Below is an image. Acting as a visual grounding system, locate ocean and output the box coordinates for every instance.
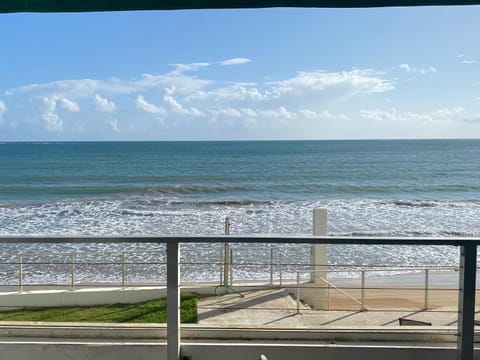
[0,139,478,284]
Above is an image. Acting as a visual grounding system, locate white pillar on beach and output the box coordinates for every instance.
[300,208,329,310]
[311,208,328,283]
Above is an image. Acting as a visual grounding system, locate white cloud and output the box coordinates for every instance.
[270,70,394,96]
[39,95,79,132]
[360,107,466,123]
[106,117,120,132]
[187,83,264,103]
[0,101,6,125]
[399,64,411,72]
[3,64,405,138]
[462,59,477,64]
[41,96,63,132]
[219,58,252,66]
[210,108,243,118]
[8,73,211,99]
[163,94,189,115]
[136,95,166,114]
[169,62,210,75]
[57,96,80,112]
[299,109,348,120]
[241,108,258,117]
[398,64,437,75]
[93,94,116,112]
[190,107,205,117]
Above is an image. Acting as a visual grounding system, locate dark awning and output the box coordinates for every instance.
[1,0,480,13]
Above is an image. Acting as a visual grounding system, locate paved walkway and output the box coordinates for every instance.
[197,288,462,328]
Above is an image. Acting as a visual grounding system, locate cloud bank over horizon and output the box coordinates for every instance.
[1,57,479,141]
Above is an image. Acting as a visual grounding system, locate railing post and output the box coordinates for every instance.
[18,254,23,293]
[223,217,230,287]
[279,254,283,286]
[361,270,366,311]
[219,248,224,285]
[424,269,429,310]
[296,271,301,314]
[270,246,274,285]
[167,241,180,360]
[229,248,233,285]
[70,253,75,291]
[122,252,126,289]
[457,244,477,360]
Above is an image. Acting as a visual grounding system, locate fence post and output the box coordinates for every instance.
[219,248,224,285]
[223,217,230,287]
[70,253,75,291]
[296,272,301,314]
[270,246,274,285]
[457,244,477,360]
[279,255,283,286]
[18,254,23,293]
[361,270,366,311]
[167,242,180,360]
[122,252,126,289]
[424,269,429,310]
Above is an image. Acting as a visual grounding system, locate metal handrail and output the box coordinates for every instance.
[0,235,476,360]
[295,269,364,313]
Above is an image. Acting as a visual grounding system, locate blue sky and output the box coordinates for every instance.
[1,6,480,140]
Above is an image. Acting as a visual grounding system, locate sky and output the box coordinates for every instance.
[1,6,480,141]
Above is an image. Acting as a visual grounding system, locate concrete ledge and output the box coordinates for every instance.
[0,322,463,343]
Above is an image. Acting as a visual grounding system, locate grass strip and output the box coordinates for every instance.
[0,293,197,323]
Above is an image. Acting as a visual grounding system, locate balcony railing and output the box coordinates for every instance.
[0,235,477,360]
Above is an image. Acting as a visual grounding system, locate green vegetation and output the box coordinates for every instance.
[0,293,197,323]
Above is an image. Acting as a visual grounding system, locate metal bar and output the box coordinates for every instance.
[296,271,301,314]
[18,254,23,292]
[279,255,283,286]
[1,235,480,246]
[361,270,366,311]
[122,252,126,289]
[424,269,429,310]
[167,242,180,360]
[219,248,224,285]
[70,253,75,291]
[314,274,364,307]
[457,244,477,360]
[223,217,230,287]
[270,246,274,285]
[223,243,229,287]
[229,248,233,285]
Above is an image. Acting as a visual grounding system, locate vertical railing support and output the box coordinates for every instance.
[167,242,180,360]
[229,248,233,285]
[424,269,429,310]
[361,270,366,311]
[279,255,283,286]
[219,248,224,285]
[223,217,230,287]
[18,254,23,293]
[122,252,126,289]
[270,246,274,285]
[296,271,301,314]
[457,244,477,360]
[70,253,75,291]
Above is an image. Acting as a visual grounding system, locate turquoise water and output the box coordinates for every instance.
[0,139,478,283]
[1,140,480,202]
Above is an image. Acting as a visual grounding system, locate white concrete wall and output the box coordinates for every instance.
[0,286,224,309]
